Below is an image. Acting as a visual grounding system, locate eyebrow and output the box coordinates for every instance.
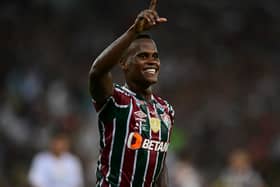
[135,51,158,56]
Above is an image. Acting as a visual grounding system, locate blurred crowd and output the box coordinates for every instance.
[1,0,280,186]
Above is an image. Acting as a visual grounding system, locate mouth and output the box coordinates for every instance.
[143,67,158,75]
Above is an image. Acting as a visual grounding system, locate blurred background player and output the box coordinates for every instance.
[28,129,84,187]
[169,151,203,187]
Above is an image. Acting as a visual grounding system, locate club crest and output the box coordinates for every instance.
[156,103,165,112]
[161,113,171,128]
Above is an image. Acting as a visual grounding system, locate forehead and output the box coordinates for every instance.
[128,38,158,54]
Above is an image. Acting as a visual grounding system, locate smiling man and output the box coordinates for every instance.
[89,7,174,187]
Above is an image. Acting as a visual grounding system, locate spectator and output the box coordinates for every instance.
[212,148,266,187]
[28,129,84,187]
[170,153,203,187]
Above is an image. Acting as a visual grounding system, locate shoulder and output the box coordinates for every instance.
[113,84,132,97]
[30,151,53,168]
[92,84,131,112]
[64,153,80,161]
[62,153,83,170]
[64,153,82,164]
[153,95,175,115]
[32,151,52,161]
[111,83,133,105]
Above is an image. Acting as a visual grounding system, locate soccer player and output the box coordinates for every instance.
[89,6,174,187]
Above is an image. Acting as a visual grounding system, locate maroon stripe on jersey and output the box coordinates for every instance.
[144,103,161,186]
[113,87,131,106]
[100,121,114,181]
[144,147,158,186]
[100,179,109,187]
[119,99,138,186]
[119,148,136,186]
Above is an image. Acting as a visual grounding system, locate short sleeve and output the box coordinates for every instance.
[91,84,131,113]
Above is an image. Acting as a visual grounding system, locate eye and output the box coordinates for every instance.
[152,53,159,59]
[137,53,149,60]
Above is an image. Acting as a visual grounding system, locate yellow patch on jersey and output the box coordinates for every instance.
[150,118,161,133]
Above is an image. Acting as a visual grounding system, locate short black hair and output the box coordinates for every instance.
[120,34,154,63]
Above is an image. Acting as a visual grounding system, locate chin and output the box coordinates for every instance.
[146,78,158,85]
[138,76,158,88]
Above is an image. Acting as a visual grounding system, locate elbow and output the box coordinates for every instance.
[89,56,108,80]
[89,59,100,80]
[88,68,97,98]
[89,67,97,80]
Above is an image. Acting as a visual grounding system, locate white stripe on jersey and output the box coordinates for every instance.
[105,118,116,187]
[130,116,142,186]
[151,102,160,185]
[118,100,133,185]
[142,104,152,187]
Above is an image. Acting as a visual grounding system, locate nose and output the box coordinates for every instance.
[147,56,160,64]
[146,60,160,68]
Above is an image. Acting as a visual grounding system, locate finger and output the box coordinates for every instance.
[138,19,145,31]
[156,17,167,23]
[143,15,152,23]
[149,0,157,11]
[147,9,159,20]
[143,11,157,23]
[146,14,156,24]
[138,15,154,29]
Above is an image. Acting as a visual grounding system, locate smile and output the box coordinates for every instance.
[143,68,157,74]
[143,67,158,75]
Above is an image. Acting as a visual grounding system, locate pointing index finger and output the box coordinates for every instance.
[149,0,157,10]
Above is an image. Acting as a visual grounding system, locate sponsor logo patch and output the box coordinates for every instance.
[127,132,169,152]
[134,110,147,119]
[134,110,147,123]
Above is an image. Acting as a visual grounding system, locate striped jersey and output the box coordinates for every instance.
[92,84,175,187]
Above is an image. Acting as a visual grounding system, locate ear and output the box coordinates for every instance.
[119,58,128,71]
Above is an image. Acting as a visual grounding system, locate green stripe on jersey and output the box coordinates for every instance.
[132,149,148,186]
[107,105,131,186]
[98,120,105,149]
[153,107,169,183]
[99,99,117,122]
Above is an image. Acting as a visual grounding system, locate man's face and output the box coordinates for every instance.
[50,135,69,156]
[123,38,160,88]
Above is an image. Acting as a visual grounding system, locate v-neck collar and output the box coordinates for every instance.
[122,84,155,103]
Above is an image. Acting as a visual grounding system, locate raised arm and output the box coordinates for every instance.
[89,7,167,103]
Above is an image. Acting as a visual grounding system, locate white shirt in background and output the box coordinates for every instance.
[28,151,84,187]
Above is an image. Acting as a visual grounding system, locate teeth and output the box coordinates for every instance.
[144,69,156,73]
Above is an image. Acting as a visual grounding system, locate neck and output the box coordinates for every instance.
[125,82,153,101]
[52,151,63,158]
